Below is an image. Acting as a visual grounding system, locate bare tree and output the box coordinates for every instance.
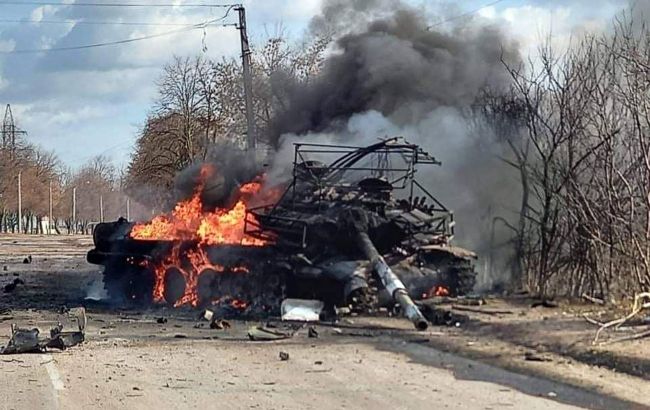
[485,15,650,299]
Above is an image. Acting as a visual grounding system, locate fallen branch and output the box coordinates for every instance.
[582,314,603,326]
[599,328,650,346]
[593,292,650,344]
[451,305,514,315]
[582,293,605,305]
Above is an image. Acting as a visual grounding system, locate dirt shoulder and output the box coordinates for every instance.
[409,297,650,406]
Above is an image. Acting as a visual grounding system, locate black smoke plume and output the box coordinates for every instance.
[269,1,520,146]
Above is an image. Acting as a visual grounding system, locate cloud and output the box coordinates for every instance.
[0,0,635,170]
[0,2,244,167]
[0,39,15,53]
[247,0,323,25]
[474,0,627,62]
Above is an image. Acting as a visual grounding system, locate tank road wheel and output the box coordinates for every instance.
[163,267,186,306]
[417,251,478,296]
[103,263,154,305]
[197,268,219,306]
[445,265,477,296]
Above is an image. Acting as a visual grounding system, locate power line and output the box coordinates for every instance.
[0,18,228,27]
[0,6,236,54]
[0,1,238,7]
[427,0,507,29]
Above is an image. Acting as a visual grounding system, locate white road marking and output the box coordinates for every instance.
[42,354,64,391]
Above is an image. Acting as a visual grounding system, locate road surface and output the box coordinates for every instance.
[0,235,643,410]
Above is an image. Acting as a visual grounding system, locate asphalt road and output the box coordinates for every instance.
[0,333,630,410]
[0,235,643,410]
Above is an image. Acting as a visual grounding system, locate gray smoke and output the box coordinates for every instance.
[269,0,523,290]
[173,142,261,209]
[269,2,519,145]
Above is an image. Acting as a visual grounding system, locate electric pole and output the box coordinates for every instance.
[49,181,53,234]
[126,197,130,221]
[99,194,104,223]
[236,5,256,154]
[17,171,21,233]
[72,187,77,234]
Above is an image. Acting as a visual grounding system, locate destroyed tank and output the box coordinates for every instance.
[87,137,477,328]
[245,138,478,306]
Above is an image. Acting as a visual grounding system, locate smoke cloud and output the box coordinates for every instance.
[269,1,519,144]
[269,0,523,290]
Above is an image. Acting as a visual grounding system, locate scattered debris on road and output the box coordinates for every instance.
[419,304,465,326]
[248,325,294,341]
[199,309,231,330]
[524,352,553,362]
[0,307,86,354]
[210,319,231,330]
[531,300,558,309]
[281,299,324,322]
[279,351,290,361]
[3,277,24,293]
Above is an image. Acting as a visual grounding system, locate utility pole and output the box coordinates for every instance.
[17,171,21,233]
[99,194,104,223]
[48,181,53,235]
[72,187,77,234]
[126,197,130,221]
[236,5,256,154]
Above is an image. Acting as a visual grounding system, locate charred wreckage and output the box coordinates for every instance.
[87,138,477,330]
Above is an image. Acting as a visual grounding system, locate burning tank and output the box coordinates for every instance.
[87,137,477,329]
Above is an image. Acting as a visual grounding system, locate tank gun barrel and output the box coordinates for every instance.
[356,231,428,331]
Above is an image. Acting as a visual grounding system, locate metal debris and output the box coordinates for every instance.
[3,278,24,293]
[532,300,558,308]
[281,299,324,322]
[200,309,230,330]
[0,307,86,354]
[524,352,553,362]
[210,319,231,330]
[247,326,294,341]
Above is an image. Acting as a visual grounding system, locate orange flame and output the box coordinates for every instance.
[422,285,450,299]
[131,168,281,307]
[230,299,248,310]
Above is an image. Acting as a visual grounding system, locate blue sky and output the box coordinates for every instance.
[0,0,632,169]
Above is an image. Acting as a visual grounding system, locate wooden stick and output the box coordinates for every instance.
[582,293,605,305]
[593,293,650,344]
[451,305,514,315]
[599,328,650,345]
[583,314,603,326]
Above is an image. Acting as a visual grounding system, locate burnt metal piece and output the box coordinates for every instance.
[1,307,86,354]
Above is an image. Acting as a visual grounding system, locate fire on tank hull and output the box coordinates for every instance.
[87,137,478,323]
